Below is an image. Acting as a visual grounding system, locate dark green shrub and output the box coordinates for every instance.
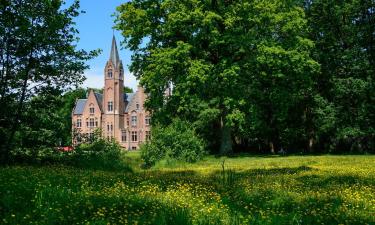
[72,137,127,170]
[140,119,206,167]
[9,134,129,171]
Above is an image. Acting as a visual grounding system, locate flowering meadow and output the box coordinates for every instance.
[0,153,374,224]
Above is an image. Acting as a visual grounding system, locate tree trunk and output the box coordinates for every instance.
[219,116,233,155]
[269,141,275,154]
[308,137,314,153]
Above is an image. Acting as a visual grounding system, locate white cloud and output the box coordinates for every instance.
[124,72,139,91]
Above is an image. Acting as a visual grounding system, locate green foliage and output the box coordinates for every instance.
[306,0,375,152]
[115,0,319,154]
[124,86,134,93]
[72,137,127,171]
[0,0,98,163]
[10,132,128,171]
[0,154,374,224]
[140,119,206,166]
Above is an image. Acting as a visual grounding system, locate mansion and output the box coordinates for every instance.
[72,36,151,150]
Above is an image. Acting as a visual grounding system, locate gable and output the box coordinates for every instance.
[83,90,103,115]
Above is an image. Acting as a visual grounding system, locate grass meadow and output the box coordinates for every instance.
[0,153,374,224]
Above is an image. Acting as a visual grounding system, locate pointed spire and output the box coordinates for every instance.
[109,35,120,68]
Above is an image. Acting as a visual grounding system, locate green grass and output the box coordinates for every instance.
[0,154,374,224]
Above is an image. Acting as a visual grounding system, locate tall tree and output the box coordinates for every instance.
[0,0,97,163]
[306,0,375,152]
[115,0,318,154]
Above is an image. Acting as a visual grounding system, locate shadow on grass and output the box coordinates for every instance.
[1,162,374,225]
[297,174,375,188]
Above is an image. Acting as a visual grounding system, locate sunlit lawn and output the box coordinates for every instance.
[0,153,374,224]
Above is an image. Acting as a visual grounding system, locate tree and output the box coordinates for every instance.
[306,0,375,152]
[124,86,134,93]
[0,0,98,163]
[115,0,318,154]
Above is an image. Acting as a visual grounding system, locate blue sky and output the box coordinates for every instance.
[65,0,137,90]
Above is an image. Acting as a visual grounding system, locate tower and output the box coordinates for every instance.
[103,36,124,139]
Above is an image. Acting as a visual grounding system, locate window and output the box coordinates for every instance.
[89,118,95,127]
[108,101,113,112]
[86,120,89,127]
[145,131,151,141]
[145,117,151,126]
[95,121,98,127]
[108,69,113,78]
[76,133,82,143]
[136,103,140,110]
[131,116,137,126]
[88,133,94,142]
[131,131,137,142]
[121,132,127,142]
[90,107,94,114]
[132,146,137,150]
[107,123,113,132]
[76,119,82,128]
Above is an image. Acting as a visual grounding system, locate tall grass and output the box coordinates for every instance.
[0,154,374,224]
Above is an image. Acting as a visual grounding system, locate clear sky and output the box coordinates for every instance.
[65,0,137,91]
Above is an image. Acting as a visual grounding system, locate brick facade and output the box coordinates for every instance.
[72,36,151,150]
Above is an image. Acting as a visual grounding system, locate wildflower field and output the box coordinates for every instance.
[0,153,374,225]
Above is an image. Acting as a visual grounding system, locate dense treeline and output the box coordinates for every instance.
[116,0,374,154]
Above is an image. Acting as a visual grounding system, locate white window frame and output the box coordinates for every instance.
[108,101,113,112]
[131,116,137,126]
[145,117,151,126]
[121,132,126,142]
[131,131,137,142]
[77,119,82,128]
[89,118,95,127]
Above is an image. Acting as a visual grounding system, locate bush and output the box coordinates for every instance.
[9,135,129,171]
[71,137,129,170]
[140,119,206,167]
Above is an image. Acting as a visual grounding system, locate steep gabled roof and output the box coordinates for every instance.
[124,93,135,113]
[73,99,87,115]
[94,92,103,112]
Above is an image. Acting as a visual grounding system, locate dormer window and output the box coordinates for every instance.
[131,116,137,126]
[108,69,113,78]
[90,107,94,114]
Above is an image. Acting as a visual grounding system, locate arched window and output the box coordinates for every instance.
[108,69,113,78]
[89,106,94,114]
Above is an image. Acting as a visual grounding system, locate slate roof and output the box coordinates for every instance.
[73,92,136,115]
[124,93,135,113]
[110,36,120,68]
[94,92,103,112]
[73,99,87,115]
